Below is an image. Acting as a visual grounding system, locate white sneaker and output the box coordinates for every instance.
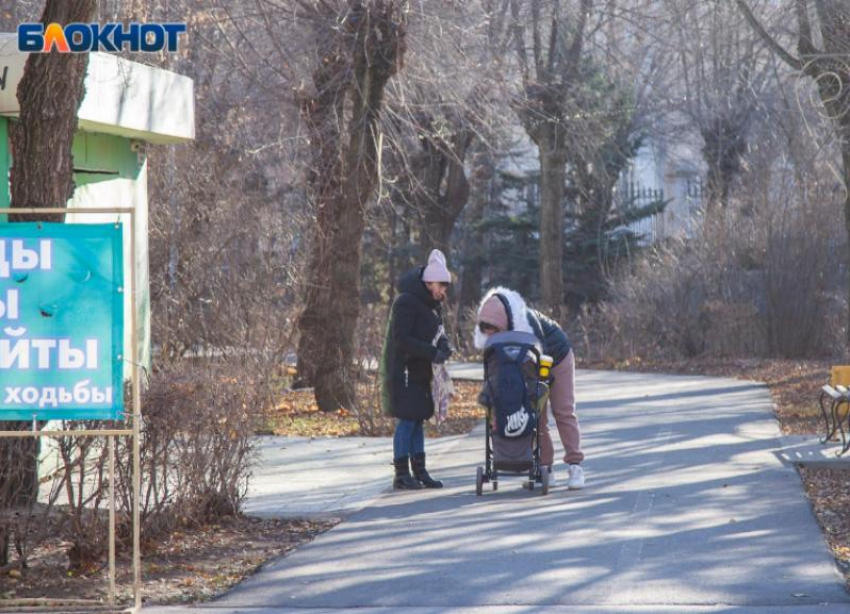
[567,464,585,490]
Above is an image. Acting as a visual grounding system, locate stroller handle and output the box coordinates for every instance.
[482,331,554,383]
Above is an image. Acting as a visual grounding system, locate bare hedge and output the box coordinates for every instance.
[0,361,263,572]
[578,194,847,363]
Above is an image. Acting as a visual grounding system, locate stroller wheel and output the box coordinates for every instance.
[492,480,498,491]
[541,468,550,495]
[526,479,535,491]
[476,466,484,496]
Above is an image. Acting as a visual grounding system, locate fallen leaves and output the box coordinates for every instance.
[801,467,850,583]
[260,374,485,438]
[3,516,338,606]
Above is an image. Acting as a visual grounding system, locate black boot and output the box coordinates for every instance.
[411,453,443,488]
[393,456,422,490]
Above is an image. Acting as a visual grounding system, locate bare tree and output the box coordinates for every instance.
[383,0,497,261]
[736,0,850,342]
[178,0,490,409]
[456,144,496,338]
[1,0,97,569]
[10,0,96,218]
[294,0,408,411]
[488,1,668,316]
[408,110,475,259]
[366,0,505,346]
[664,0,775,213]
[509,0,593,321]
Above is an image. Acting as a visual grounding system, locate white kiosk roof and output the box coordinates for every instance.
[0,33,194,144]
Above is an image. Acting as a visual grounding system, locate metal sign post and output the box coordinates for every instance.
[0,207,142,613]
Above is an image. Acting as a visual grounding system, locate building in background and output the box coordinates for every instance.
[492,127,706,244]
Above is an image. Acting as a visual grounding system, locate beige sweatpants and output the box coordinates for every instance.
[539,349,584,466]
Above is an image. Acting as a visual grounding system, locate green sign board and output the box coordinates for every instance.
[0,223,124,420]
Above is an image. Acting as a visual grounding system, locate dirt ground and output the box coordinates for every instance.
[3,363,849,603]
[0,380,484,607]
[0,516,337,607]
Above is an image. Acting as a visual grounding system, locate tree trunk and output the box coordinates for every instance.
[296,1,407,412]
[510,0,590,324]
[414,127,473,261]
[701,117,747,215]
[537,132,567,322]
[842,136,850,347]
[457,149,494,346]
[10,0,95,219]
[1,0,97,567]
[293,40,345,391]
[312,68,382,411]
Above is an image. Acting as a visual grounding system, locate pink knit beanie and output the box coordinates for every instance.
[478,295,509,332]
[421,249,452,283]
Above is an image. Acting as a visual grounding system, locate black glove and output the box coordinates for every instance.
[437,337,452,354]
[433,347,451,364]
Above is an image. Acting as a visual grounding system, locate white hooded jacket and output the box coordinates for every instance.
[473,286,535,350]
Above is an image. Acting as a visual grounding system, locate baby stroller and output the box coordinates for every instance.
[475,331,553,496]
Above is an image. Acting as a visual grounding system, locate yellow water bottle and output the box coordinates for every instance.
[539,354,553,379]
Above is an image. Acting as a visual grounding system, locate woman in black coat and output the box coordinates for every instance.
[380,249,452,490]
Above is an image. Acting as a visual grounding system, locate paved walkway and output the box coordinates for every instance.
[242,363,491,519]
[778,435,850,469]
[148,369,850,614]
[245,433,467,519]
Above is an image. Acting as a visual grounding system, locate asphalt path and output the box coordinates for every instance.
[147,369,850,614]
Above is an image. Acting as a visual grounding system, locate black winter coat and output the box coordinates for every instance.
[380,267,443,421]
[527,309,572,366]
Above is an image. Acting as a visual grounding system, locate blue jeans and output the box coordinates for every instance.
[393,419,425,459]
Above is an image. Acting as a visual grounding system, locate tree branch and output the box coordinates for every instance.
[546,0,560,76]
[565,0,591,75]
[510,0,530,81]
[735,0,803,71]
[796,0,820,57]
[531,0,544,80]
[486,0,512,54]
